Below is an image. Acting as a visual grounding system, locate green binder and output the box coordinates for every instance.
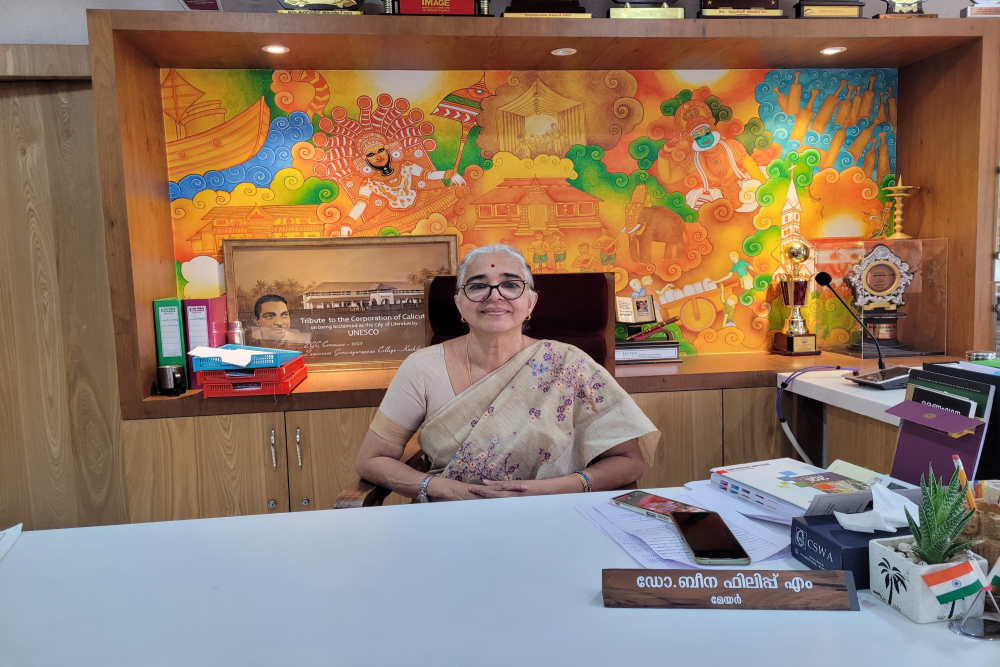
[153,298,187,369]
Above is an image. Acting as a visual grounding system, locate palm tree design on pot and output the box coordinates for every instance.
[878,557,907,606]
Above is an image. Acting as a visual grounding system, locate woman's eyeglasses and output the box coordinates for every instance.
[462,280,527,302]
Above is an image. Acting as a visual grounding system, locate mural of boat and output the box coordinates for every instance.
[165,96,270,182]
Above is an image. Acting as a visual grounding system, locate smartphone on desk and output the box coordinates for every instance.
[610,491,705,524]
[670,511,751,566]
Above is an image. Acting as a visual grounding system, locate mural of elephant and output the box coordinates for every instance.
[622,183,686,264]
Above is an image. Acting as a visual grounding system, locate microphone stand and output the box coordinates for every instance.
[819,278,886,371]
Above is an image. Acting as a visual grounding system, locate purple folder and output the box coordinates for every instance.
[886,400,986,485]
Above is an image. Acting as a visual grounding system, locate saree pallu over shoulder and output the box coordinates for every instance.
[418,340,659,483]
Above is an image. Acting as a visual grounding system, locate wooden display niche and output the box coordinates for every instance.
[87,11,999,420]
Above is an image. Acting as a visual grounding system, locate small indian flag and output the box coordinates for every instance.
[921,560,984,605]
[988,560,1000,590]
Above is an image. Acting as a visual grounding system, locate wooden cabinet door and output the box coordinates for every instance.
[121,413,289,522]
[285,407,378,511]
[634,390,723,489]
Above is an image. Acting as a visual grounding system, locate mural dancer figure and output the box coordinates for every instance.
[305,95,466,237]
[656,90,762,213]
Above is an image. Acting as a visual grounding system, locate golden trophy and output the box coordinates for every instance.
[771,241,820,356]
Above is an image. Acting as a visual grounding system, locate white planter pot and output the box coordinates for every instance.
[869,536,988,624]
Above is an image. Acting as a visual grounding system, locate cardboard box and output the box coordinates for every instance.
[791,515,910,589]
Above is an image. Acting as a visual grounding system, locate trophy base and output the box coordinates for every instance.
[770,332,820,356]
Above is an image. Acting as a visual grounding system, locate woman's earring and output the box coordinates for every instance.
[525,314,532,321]
[460,316,466,323]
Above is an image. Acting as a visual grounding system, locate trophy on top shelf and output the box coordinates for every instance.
[699,0,785,17]
[874,0,938,18]
[610,0,684,18]
[384,0,483,14]
[794,0,865,17]
[962,0,1000,17]
[277,0,365,14]
[503,0,591,17]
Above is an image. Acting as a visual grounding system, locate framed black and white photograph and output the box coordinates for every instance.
[223,236,458,369]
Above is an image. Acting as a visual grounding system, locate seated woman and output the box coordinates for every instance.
[355,244,660,502]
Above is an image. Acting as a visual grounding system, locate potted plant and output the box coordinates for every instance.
[868,463,988,623]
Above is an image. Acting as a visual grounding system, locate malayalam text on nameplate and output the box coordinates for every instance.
[602,569,859,611]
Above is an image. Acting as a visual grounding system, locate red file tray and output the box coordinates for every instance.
[202,365,307,398]
[197,355,304,385]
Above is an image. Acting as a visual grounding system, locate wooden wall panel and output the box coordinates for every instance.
[722,387,791,466]
[635,390,723,490]
[898,39,1000,354]
[0,80,126,531]
[122,413,288,522]
[44,81,128,527]
[826,406,899,474]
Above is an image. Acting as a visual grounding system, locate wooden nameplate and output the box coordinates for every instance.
[602,569,859,611]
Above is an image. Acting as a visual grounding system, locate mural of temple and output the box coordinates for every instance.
[189,205,325,257]
[472,177,603,235]
[496,79,585,157]
[773,181,816,277]
[301,282,424,310]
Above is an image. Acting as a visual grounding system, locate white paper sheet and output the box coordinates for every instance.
[576,506,686,568]
[0,523,22,564]
[188,346,255,368]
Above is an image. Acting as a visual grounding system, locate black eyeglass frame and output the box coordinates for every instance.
[460,279,528,302]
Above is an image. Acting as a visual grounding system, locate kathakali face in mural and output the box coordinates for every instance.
[163,67,898,357]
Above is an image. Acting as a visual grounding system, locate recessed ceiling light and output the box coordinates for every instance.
[262,45,290,54]
[820,46,847,55]
[551,48,577,57]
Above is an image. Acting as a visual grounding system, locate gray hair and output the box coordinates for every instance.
[455,244,535,293]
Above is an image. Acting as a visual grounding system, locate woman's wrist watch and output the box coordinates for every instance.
[416,474,434,503]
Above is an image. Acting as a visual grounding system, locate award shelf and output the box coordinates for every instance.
[87,11,1000,420]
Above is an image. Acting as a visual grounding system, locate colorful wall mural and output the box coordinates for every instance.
[163,68,899,355]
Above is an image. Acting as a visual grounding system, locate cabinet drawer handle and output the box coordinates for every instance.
[270,427,277,471]
[295,427,303,470]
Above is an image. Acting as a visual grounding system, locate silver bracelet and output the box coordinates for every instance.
[416,474,434,503]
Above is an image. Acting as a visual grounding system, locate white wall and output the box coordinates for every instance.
[0,0,974,46]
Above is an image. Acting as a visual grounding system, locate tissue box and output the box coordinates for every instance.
[791,515,910,589]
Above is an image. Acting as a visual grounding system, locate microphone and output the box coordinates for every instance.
[815,271,886,371]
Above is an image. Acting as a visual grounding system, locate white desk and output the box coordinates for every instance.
[1,490,991,666]
[777,369,906,426]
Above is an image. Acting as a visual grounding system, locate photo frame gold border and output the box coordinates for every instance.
[221,235,458,371]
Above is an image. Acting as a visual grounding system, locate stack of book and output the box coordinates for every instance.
[710,458,918,522]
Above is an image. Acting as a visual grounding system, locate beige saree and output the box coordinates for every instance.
[419,340,660,483]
